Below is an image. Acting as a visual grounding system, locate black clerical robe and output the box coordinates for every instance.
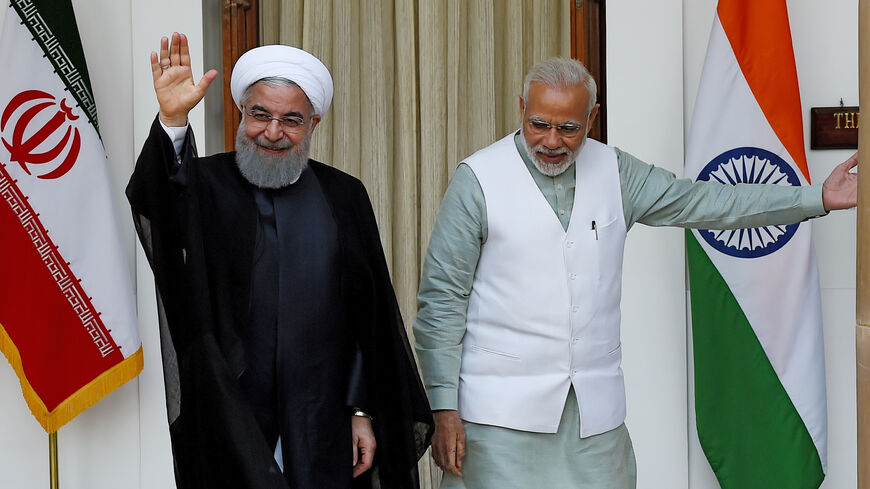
[127,117,433,489]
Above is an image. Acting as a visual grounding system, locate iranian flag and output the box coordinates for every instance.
[0,0,141,432]
[685,1,826,488]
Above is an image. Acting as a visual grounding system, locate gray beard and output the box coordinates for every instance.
[519,128,580,177]
[234,127,311,189]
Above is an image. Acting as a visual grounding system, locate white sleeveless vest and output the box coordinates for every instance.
[460,133,627,438]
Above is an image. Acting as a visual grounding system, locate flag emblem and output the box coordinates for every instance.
[2,90,82,180]
[697,146,801,258]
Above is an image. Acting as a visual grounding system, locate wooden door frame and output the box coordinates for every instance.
[571,0,606,143]
[221,0,259,152]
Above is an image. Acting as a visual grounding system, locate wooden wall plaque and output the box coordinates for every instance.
[810,106,859,149]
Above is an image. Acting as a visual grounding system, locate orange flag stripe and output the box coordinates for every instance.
[717,0,810,182]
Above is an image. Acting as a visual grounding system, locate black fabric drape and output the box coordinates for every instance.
[127,117,433,489]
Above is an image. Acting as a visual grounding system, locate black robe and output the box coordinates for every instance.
[126,117,433,489]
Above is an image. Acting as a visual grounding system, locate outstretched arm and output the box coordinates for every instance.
[822,153,859,211]
[151,32,218,127]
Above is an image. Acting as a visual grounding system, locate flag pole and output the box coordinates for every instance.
[857,0,870,486]
[49,432,58,489]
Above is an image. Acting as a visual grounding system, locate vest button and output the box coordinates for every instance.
[569,273,577,280]
[572,306,579,313]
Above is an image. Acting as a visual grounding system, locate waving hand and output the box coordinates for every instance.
[151,32,218,127]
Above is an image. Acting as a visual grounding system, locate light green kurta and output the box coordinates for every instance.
[415,133,826,489]
[441,388,636,489]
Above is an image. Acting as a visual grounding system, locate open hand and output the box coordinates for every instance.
[822,152,858,211]
[151,32,218,127]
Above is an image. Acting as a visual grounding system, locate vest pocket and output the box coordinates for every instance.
[590,215,622,290]
[593,215,620,240]
[469,344,521,362]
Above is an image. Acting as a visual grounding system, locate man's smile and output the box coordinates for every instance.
[257,145,289,156]
[537,151,568,164]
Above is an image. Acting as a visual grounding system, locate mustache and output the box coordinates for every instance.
[534,145,569,156]
[253,137,293,151]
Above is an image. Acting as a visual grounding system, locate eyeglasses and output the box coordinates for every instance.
[527,117,583,137]
[245,109,307,133]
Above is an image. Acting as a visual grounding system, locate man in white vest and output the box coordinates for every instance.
[412,58,858,488]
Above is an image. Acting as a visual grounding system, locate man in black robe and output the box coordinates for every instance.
[126,33,433,489]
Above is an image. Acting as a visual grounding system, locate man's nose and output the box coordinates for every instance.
[263,120,285,141]
[542,128,562,149]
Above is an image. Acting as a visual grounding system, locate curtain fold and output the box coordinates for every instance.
[260,2,569,486]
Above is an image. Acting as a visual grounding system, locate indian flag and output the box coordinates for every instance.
[0,0,141,432]
[685,1,826,488]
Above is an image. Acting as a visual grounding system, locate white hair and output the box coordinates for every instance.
[522,58,597,115]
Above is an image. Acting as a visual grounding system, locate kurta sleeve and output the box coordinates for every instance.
[413,163,487,411]
[158,119,191,158]
[617,148,827,231]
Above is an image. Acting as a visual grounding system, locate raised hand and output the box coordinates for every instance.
[151,32,218,127]
[822,152,859,211]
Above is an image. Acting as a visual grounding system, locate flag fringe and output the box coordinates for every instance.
[0,321,143,432]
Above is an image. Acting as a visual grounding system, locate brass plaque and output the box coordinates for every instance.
[810,106,859,149]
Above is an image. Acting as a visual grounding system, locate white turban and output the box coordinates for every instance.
[230,45,333,116]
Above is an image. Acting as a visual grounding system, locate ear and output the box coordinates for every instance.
[309,114,322,133]
[586,104,600,135]
[519,95,526,116]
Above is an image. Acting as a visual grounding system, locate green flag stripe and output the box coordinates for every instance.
[9,0,99,134]
[687,230,822,489]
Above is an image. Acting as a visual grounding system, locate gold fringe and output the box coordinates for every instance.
[0,322,144,432]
